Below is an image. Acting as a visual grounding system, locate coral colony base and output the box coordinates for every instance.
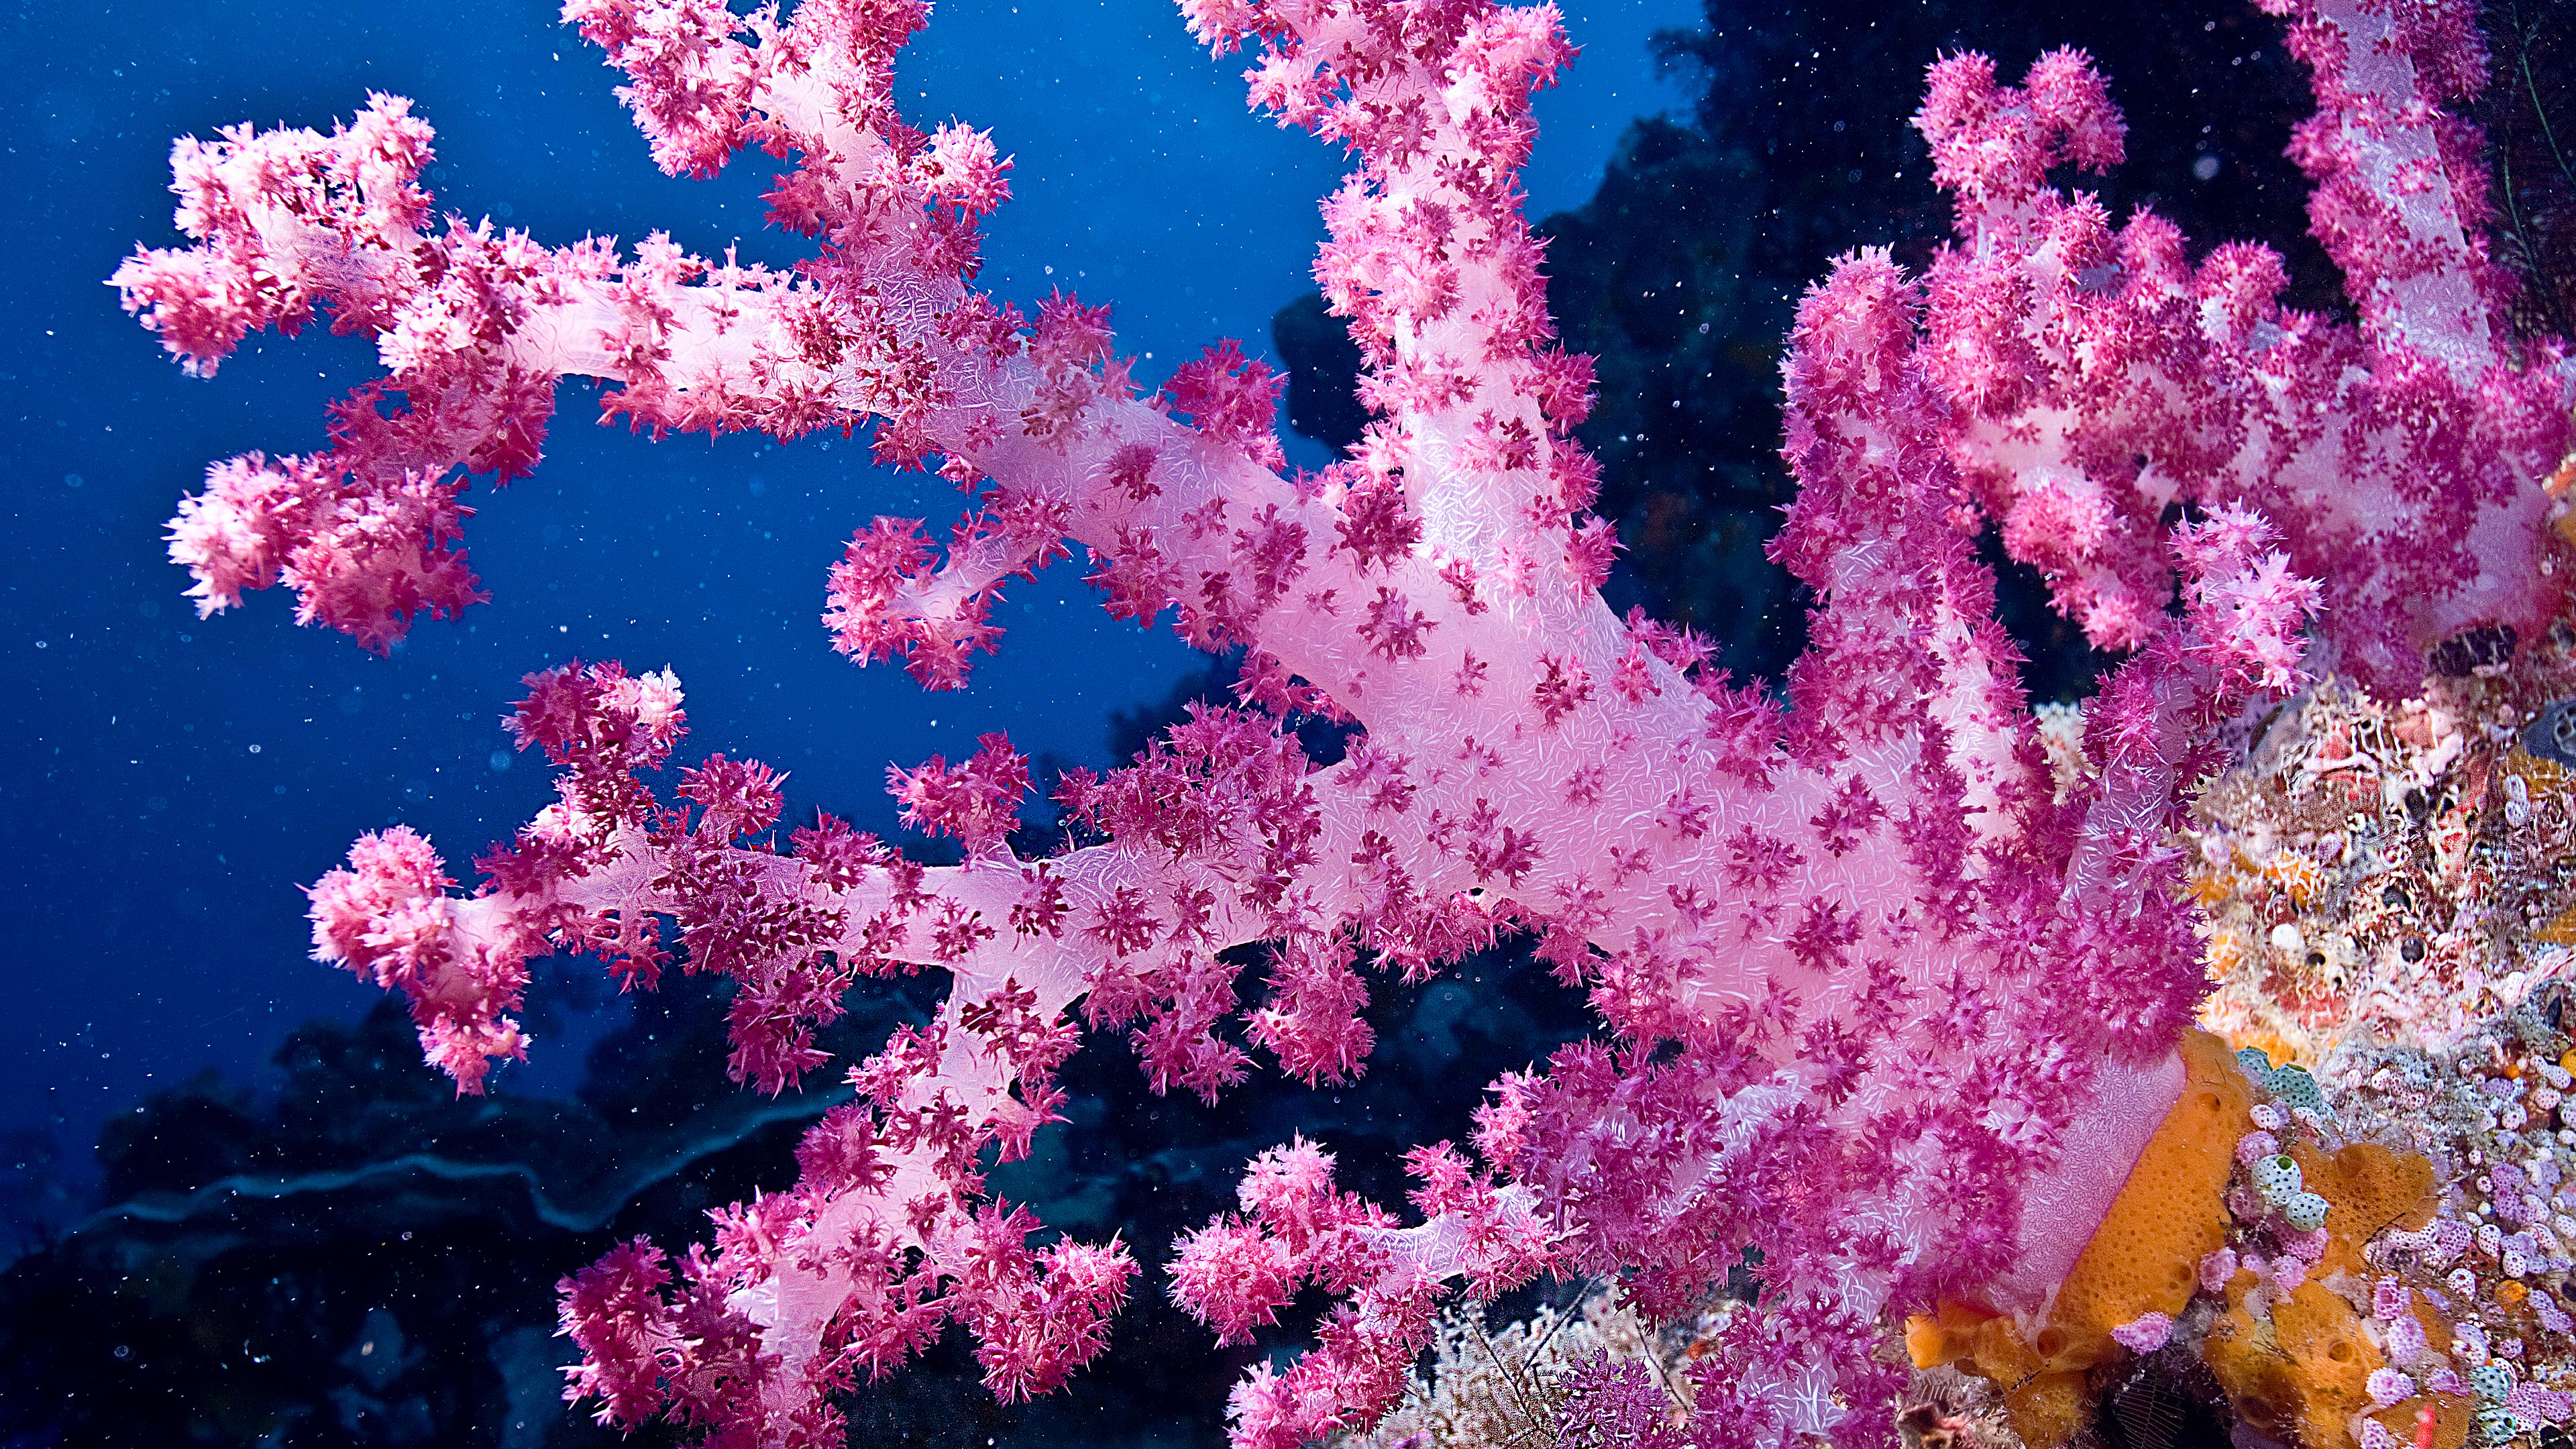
[107,0,2576,1446]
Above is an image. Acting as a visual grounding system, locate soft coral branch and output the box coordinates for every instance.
[1915,7,2573,692]
[1171,1136,1553,1449]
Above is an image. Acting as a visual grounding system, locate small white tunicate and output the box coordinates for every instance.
[2271,922,2306,954]
[2255,1155,2305,1203]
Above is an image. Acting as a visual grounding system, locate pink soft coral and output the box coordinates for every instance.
[119,0,2567,1445]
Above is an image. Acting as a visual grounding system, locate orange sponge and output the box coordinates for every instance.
[2200,1130,2440,1448]
[2365,1397,2473,1449]
[1907,1030,2253,1447]
[2205,1279,2379,1447]
[1909,1033,2447,1449]
[2290,1139,2437,1279]
[2047,1030,2257,1350]
[2203,1281,2459,1449]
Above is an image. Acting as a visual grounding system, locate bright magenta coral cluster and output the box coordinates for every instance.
[119,0,2571,1446]
[1913,0,2571,692]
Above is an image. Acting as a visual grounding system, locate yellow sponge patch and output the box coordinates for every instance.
[2206,1278,2379,1448]
[2200,1132,2438,1448]
[2289,1138,2437,1280]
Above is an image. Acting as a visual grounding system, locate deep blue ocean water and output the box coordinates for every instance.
[1,0,1696,1230]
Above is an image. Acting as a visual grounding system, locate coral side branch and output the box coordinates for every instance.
[1911,0,2575,692]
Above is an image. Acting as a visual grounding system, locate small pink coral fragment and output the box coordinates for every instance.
[2282,1226,2330,1263]
[2506,1385,2574,1428]
[2538,1293,2573,1334]
[2111,1311,2174,1353]
[2386,1313,2429,1366]
[2375,1275,2412,1322]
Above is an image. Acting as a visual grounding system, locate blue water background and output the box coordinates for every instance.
[0,0,1696,1225]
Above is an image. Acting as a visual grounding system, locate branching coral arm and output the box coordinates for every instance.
[1911,1,2573,693]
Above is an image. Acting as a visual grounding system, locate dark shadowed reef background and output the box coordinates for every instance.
[1,0,2570,1446]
